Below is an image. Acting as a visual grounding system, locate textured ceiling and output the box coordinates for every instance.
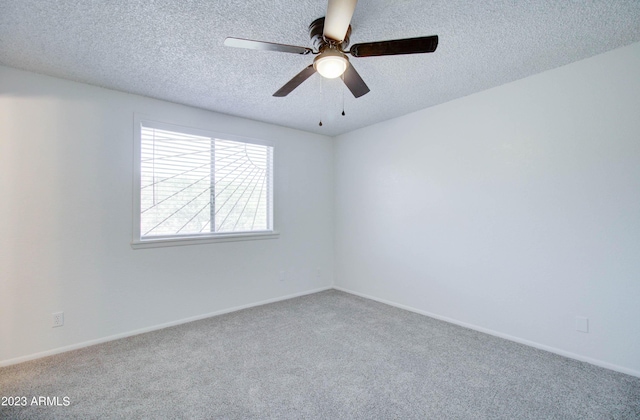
[1,1,640,136]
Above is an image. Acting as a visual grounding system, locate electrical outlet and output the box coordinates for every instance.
[575,316,589,333]
[53,312,64,328]
[316,267,321,279]
[279,270,286,282]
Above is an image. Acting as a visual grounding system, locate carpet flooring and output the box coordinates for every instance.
[1,290,639,419]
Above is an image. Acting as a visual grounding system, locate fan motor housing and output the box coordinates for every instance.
[309,17,351,51]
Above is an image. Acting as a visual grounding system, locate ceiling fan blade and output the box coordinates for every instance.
[342,62,369,98]
[273,65,317,97]
[350,35,438,57]
[224,37,312,55]
[323,0,358,42]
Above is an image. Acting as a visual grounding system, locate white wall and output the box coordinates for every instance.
[3,42,640,375]
[0,66,334,364]
[334,42,640,375]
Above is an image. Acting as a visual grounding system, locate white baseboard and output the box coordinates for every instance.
[5,284,638,379]
[0,286,332,368]
[333,286,640,379]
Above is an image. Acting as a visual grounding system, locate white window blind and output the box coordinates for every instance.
[138,124,273,243]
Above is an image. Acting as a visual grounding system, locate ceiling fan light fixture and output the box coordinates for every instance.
[314,49,348,79]
[224,0,438,98]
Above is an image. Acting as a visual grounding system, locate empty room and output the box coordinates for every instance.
[1,1,639,418]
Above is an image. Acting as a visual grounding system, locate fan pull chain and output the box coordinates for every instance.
[342,85,346,116]
[319,76,324,127]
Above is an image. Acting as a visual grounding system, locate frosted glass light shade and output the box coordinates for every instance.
[314,51,348,79]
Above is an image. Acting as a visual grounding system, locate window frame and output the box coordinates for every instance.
[131,115,279,249]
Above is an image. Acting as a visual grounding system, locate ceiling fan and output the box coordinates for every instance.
[224,0,438,98]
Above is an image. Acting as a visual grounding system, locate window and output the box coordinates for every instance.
[132,117,277,248]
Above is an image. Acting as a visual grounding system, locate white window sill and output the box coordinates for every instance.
[131,231,280,249]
